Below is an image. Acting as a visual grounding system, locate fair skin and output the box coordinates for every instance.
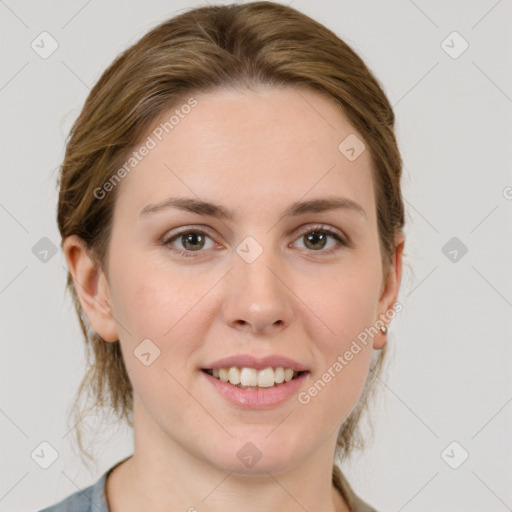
[64,86,404,512]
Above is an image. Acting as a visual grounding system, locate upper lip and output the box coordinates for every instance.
[202,354,309,372]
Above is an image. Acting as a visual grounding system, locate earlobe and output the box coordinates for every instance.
[62,235,119,342]
[373,235,405,350]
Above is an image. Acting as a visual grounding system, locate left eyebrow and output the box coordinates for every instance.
[139,196,366,220]
[280,197,366,220]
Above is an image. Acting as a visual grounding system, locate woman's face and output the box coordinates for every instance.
[76,86,403,473]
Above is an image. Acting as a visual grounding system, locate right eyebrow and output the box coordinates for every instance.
[139,196,236,220]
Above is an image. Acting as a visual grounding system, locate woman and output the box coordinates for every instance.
[41,2,405,511]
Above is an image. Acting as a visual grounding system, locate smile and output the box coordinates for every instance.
[202,366,305,389]
[201,368,309,409]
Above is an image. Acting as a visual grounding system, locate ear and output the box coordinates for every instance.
[373,234,405,349]
[62,235,119,342]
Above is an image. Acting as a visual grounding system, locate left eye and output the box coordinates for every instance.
[291,226,346,253]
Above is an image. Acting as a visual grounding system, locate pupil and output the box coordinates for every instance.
[183,232,204,250]
[305,231,326,250]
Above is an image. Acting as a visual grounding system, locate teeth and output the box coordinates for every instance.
[228,367,241,385]
[257,368,274,387]
[206,366,301,388]
[240,367,258,386]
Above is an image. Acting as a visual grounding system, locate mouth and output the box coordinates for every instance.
[201,367,308,390]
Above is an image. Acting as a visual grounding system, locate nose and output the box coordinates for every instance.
[222,247,293,336]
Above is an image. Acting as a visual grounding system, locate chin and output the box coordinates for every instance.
[201,437,303,476]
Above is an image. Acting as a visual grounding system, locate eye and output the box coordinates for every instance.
[292,224,347,254]
[161,228,217,257]
[161,224,348,258]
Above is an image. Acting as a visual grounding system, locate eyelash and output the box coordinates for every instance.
[161,224,348,259]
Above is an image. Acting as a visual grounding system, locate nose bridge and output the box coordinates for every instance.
[223,235,292,332]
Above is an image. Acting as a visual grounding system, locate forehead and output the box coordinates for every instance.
[112,86,375,224]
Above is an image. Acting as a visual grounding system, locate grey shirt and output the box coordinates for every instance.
[39,458,377,512]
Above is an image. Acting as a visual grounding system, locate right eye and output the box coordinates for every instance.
[162,228,217,257]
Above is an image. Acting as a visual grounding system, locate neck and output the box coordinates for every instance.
[106,398,349,512]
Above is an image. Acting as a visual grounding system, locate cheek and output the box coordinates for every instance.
[302,257,381,348]
[109,270,209,400]
[111,265,212,342]
[109,266,222,395]
[296,259,379,414]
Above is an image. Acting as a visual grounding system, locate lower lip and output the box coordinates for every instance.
[201,370,309,409]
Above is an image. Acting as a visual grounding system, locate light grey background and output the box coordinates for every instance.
[1,1,511,511]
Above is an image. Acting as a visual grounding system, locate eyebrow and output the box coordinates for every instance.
[139,196,366,220]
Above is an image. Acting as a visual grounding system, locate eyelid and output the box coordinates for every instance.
[294,223,346,241]
[163,224,216,239]
[163,223,346,242]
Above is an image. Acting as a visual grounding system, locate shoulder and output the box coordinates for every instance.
[332,464,379,512]
[38,456,132,512]
[37,470,109,512]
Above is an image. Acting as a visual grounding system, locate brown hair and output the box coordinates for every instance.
[57,1,404,467]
